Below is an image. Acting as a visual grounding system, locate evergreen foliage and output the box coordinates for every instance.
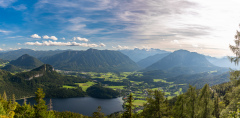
[123,93,134,118]
[1,64,22,72]
[92,106,105,118]
[141,90,169,118]
[86,84,120,99]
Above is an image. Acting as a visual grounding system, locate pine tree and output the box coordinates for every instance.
[141,90,168,118]
[3,91,7,101]
[92,106,104,118]
[185,85,197,118]
[213,94,220,118]
[23,96,27,105]
[173,94,186,118]
[14,103,35,118]
[34,88,55,118]
[48,98,53,111]
[123,93,134,118]
[197,84,213,118]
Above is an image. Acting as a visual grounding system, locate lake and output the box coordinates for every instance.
[17,97,124,116]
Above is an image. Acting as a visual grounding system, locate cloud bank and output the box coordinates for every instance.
[25,40,105,47]
[73,37,88,42]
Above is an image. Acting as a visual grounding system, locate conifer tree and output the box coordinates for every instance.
[123,93,134,118]
[92,106,104,118]
[213,94,220,118]
[197,84,213,118]
[142,90,168,118]
[3,91,7,101]
[173,94,186,118]
[185,85,197,118]
[48,98,53,111]
[14,103,35,118]
[34,88,55,118]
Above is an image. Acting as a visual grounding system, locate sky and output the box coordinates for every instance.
[0,0,240,57]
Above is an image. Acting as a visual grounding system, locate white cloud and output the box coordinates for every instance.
[73,37,89,42]
[99,43,106,47]
[31,34,41,39]
[62,37,65,40]
[25,40,102,47]
[112,45,129,49]
[50,36,58,40]
[0,48,3,51]
[42,35,58,40]
[43,35,50,39]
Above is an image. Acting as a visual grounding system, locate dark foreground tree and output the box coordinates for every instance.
[141,90,169,118]
[197,84,213,118]
[92,106,104,118]
[34,88,55,118]
[123,93,134,118]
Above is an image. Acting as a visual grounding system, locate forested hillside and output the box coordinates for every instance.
[40,49,140,72]
[0,64,89,98]
[9,54,44,69]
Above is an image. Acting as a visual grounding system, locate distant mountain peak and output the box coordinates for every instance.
[145,50,215,72]
[172,49,191,54]
[20,54,31,58]
[9,54,44,69]
[39,50,139,72]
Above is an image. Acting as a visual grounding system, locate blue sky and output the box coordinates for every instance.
[0,0,240,57]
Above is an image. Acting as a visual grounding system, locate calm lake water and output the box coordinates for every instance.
[17,97,124,116]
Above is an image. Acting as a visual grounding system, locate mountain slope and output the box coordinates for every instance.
[0,59,7,64]
[9,54,44,69]
[120,48,170,62]
[40,49,140,72]
[167,71,230,89]
[1,64,22,72]
[5,64,88,98]
[145,49,218,72]
[137,53,170,68]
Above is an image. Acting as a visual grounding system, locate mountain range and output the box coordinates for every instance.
[144,49,225,74]
[39,48,140,72]
[0,48,234,74]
